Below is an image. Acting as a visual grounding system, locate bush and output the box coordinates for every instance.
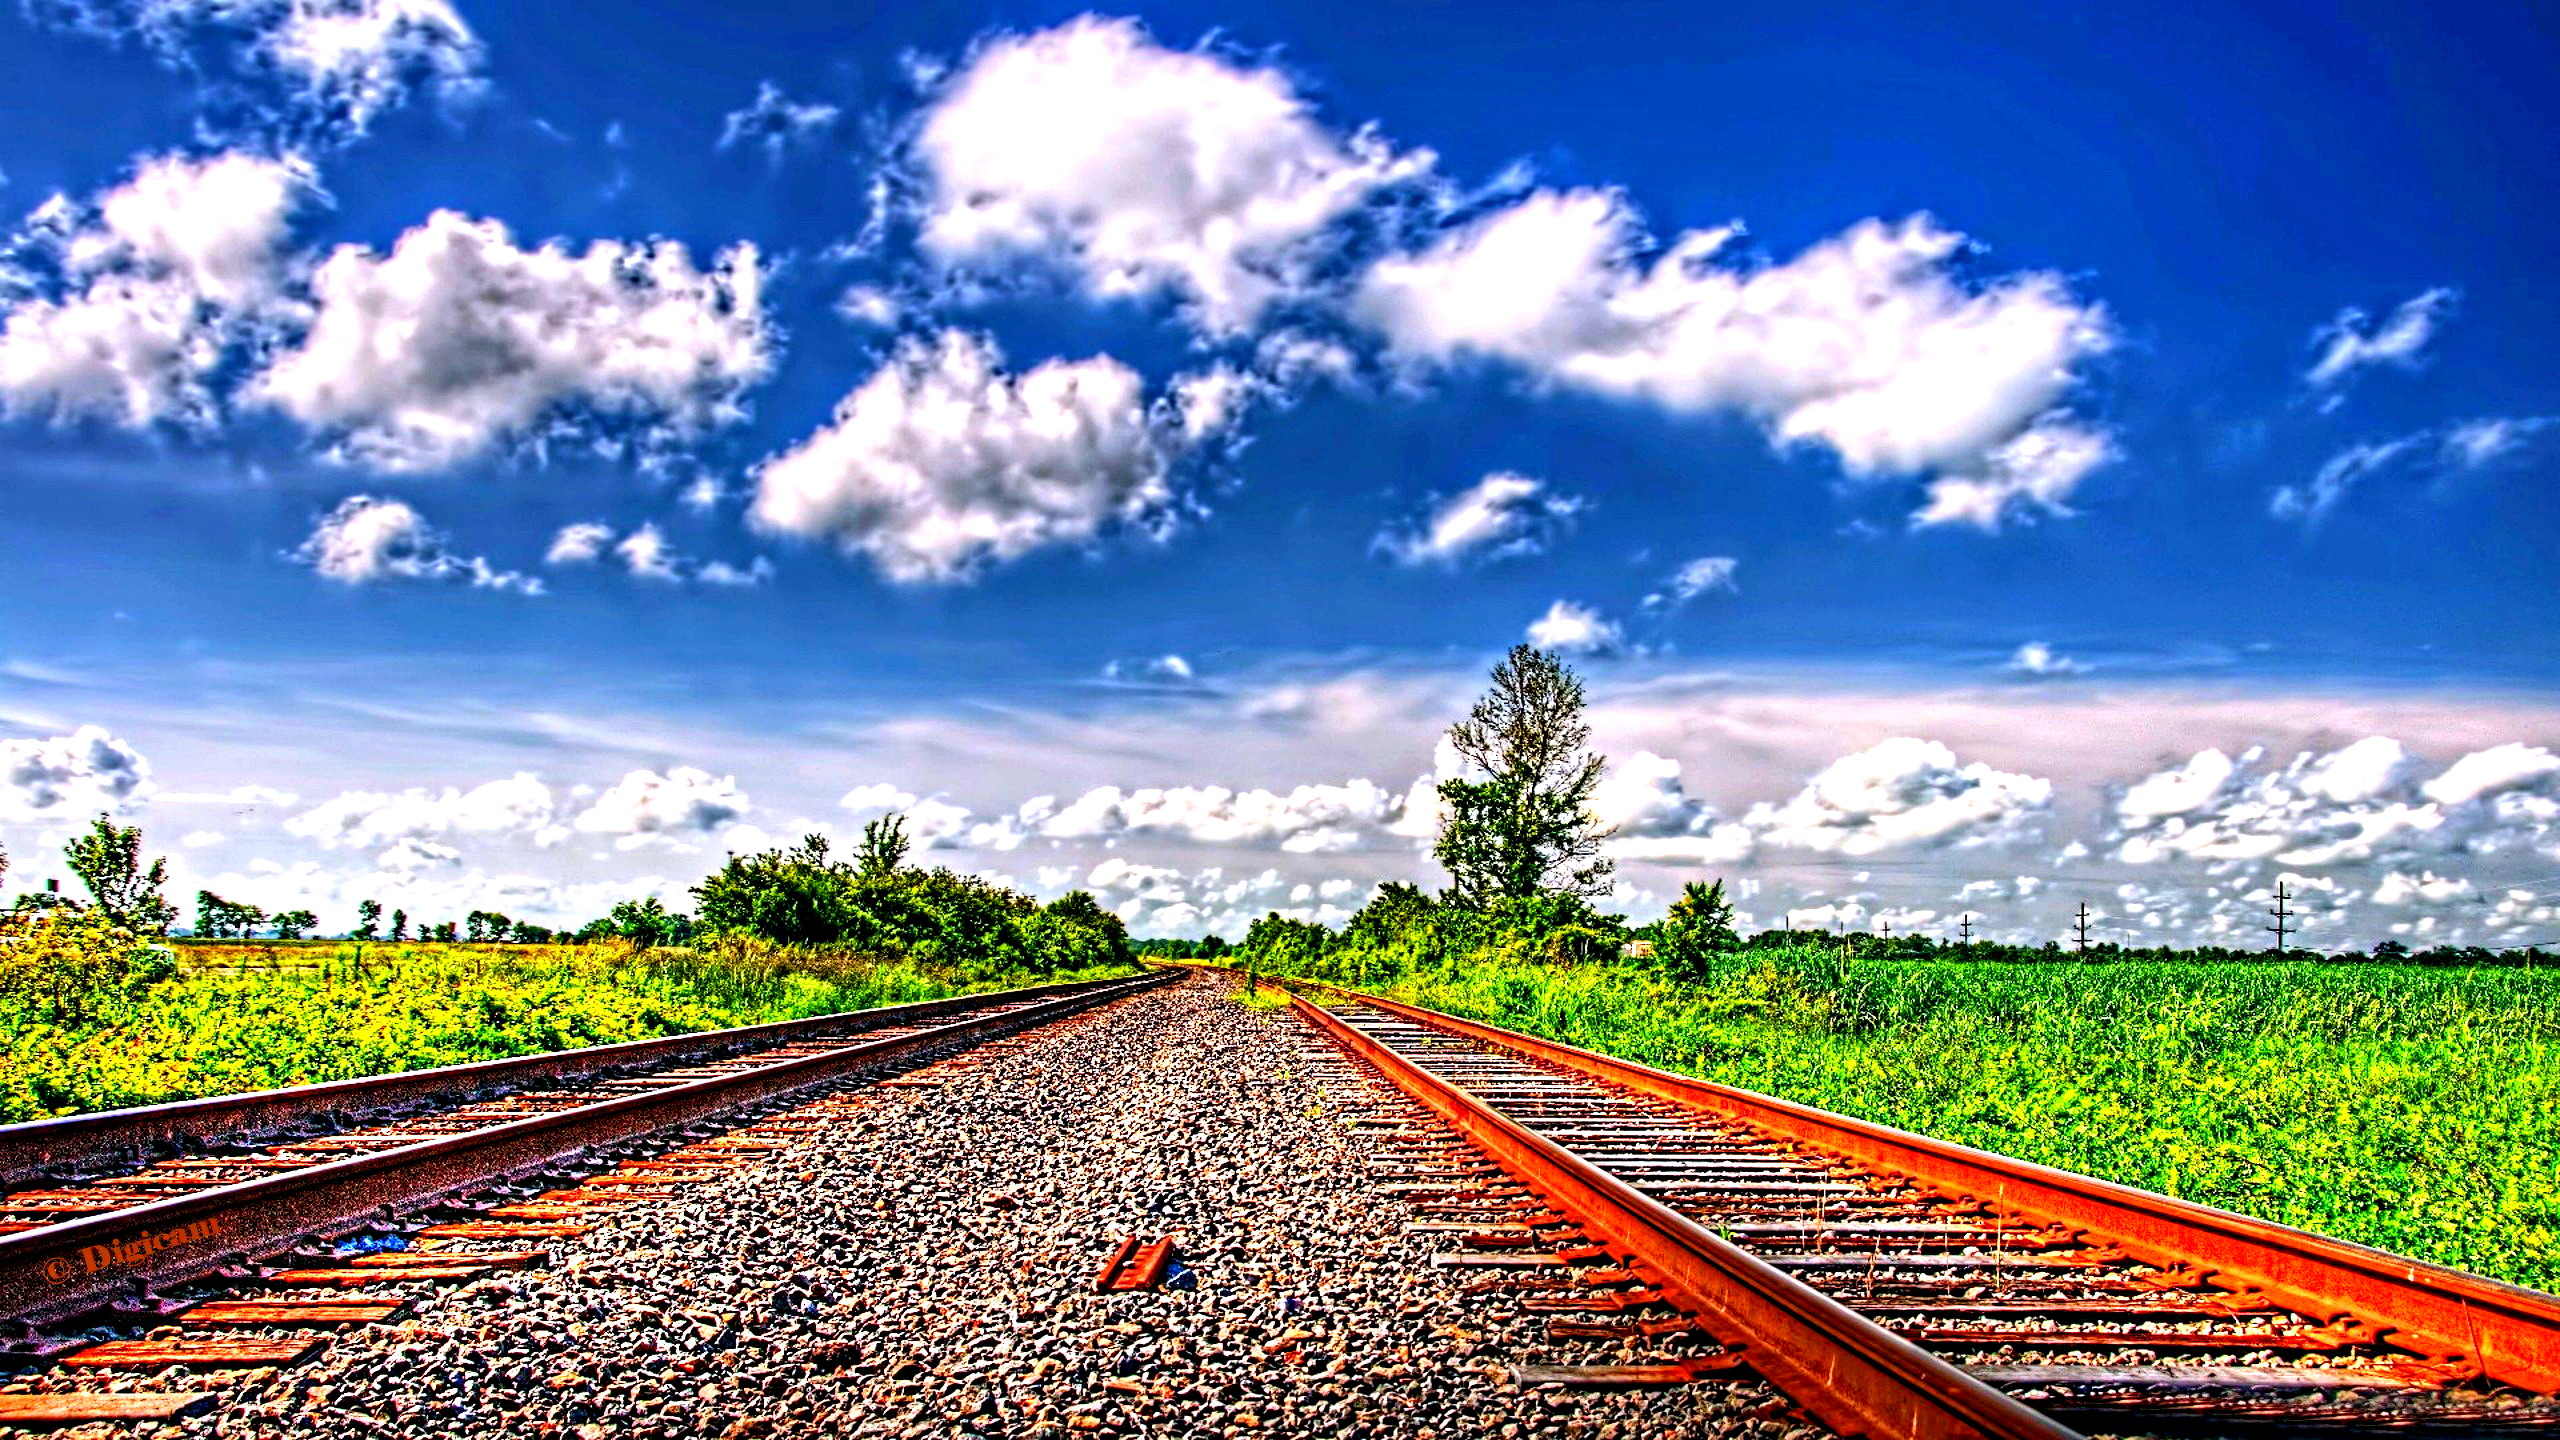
[0,907,175,1028]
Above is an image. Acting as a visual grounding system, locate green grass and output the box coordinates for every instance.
[1318,950,2560,1293]
[0,938,1137,1124]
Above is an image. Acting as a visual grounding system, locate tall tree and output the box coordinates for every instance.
[66,815,176,935]
[1433,646,1614,906]
[856,814,911,878]
[353,900,382,941]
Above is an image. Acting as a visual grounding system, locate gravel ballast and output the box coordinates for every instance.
[4,975,1816,1439]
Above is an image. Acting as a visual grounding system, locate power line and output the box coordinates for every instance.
[2267,881,2295,954]
[1957,912,1974,945]
[2071,902,2092,951]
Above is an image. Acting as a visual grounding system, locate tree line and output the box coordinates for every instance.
[1225,645,2557,984]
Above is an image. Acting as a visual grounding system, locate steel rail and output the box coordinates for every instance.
[0,971,1176,1327]
[0,973,1144,1189]
[1285,975,2560,1393]
[1290,991,2082,1440]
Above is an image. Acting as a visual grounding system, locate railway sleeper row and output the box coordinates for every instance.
[0,1021,1063,1431]
[1308,999,2560,1436]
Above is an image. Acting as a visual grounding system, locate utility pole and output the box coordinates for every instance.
[1879,917,1891,940]
[2072,902,2092,951]
[1957,913,1974,945]
[2267,881,2294,954]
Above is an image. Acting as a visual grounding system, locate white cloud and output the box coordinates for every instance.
[2004,641,2086,677]
[0,151,308,427]
[835,286,899,328]
[748,329,1179,584]
[542,520,767,586]
[1042,778,1406,854]
[1102,654,1196,685]
[291,495,540,593]
[38,0,482,136]
[615,525,681,582]
[1356,196,2112,524]
[1525,600,1623,656]
[2111,737,2560,869]
[1593,750,1755,866]
[718,80,840,157]
[285,772,562,851]
[1075,857,1350,937]
[1374,471,1583,567]
[2442,415,2554,469]
[1642,555,1739,611]
[2271,436,2422,525]
[914,15,1428,332]
[573,767,749,849]
[1744,737,2052,856]
[2371,870,2475,906]
[2305,287,2455,388]
[2276,416,2553,523]
[1166,364,1260,445]
[181,829,225,848]
[251,211,768,470]
[545,522,615,566]
[1908,417,2114,531]
[1,725,155,821]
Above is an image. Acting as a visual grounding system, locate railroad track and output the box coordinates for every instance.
[1281,976,2560,1439]
[0,971,1175,1339]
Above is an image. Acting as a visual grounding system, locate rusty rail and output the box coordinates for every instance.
[0,973,1146,1190]
[0,971,1176,1327]
[1284,974,2560,1394]
[1290,991,2081,1440]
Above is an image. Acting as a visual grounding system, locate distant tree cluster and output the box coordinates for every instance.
[661,827,1135,979]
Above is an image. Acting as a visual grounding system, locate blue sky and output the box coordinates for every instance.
[2,0,2556,947]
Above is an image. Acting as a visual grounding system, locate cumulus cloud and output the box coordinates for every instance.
[1042,779,1406,854]
[718,80,840,157]
[748,329,1179,584]
[2004,641,2086,677]
[1373,471,1583,567]
[839,783,1019,852]
[1592,751,1755,866]
[1356,196,2112,526]
[1907,417,2114,531]
[0,151,309,427]
[36,0,482,136]
[1074,857,1351,937]
[573,767,749,849]
[544,522,614,566]
[541,521,767,586]
[250,211,769,470]
[2371,870,2475,906]
[914,15,1428,332]
[1,725,155,821]
[292,495,540,592]
[2110,737,2560,869]
[2305,287,2456,389]
[1641,555,1739,611]
[285,772,562,851]
[1525,600,1623,656]
[1744,737,2052,856]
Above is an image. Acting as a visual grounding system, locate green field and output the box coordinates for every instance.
[0,936,1137,1124]
[1289,951,2560,1293]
